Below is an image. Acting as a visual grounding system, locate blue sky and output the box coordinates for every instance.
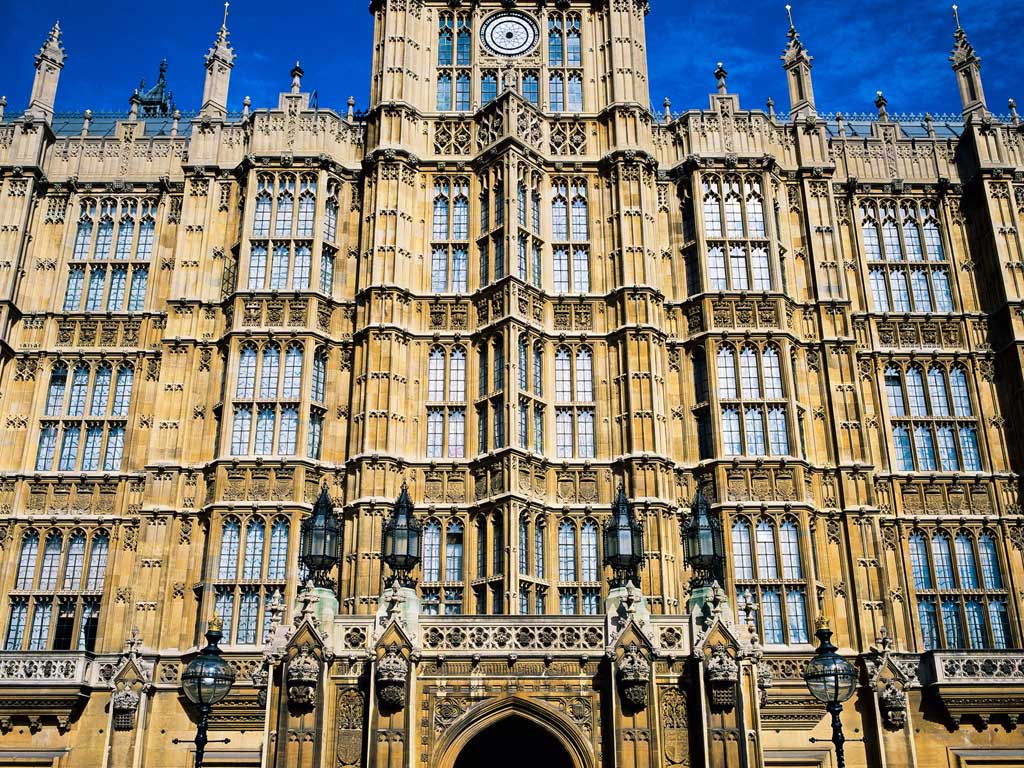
[1,1,1021,118]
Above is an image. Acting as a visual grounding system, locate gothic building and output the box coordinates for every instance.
[1,1,1023,766]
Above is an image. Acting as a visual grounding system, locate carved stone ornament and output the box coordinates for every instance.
[617,643,651,711]
[112,680,141,731]
[879,679,907,730]
[375,644,409,711]
[286,643,321,708]
[705,643,739,709]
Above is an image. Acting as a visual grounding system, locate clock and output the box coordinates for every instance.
[481,12,540,57]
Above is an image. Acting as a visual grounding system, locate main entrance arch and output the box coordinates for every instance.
[432,695,595,768]
[452,716,573,768]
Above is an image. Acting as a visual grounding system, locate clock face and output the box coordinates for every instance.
[481,12,540,57]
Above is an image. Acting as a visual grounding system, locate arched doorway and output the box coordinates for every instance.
[452,715,574,768]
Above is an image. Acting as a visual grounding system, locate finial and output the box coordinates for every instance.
[347,95,355,119]
[0,96,6,121]
[290,61,304,94]
[222,1,230,31]
[815,614,831,631]
[663,96,671,122]
[836,111,846,136]
[766,96,775,120]
[714,62,728,95]
[875,90,889,121]
[1010,98,1019,126]
[82,109,92,136]
[785,4,796,34]
[952,4,961,31]
[924,112,935,138]
[242,95,251,119]
[208,613,224,633]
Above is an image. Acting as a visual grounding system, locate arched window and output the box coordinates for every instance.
[423,522,442,582]
[432,180,450,240]
[456,15,471,65]
[909,532,932,589]
[428,347,446,402]
[260,345,280,399]
[453,191,469,242]
[86,532,109,589]
[243,520,265,580]
[861,206,882,260]
[312,349,327,403]
[732,519,753,579]
[455,73,471,111]
[323,187,339,243]
[703,180,723,237]
[581,521,598,581]
[73,202,95,259]
[16,532,40,590]
[94,212,114,260]
[724,181,743,238]
[558,521,576,582]
[722,408,741,454]
[36,532,62,591]
[903,209,924,261]
[575,349,593,401]
[571,182,588,241]
[739,346,760,398]
[493,338,504,392]
[755,519,778,579]
[779,520,801,579]
[550,73,565,112]
[534,522,546,577]
[68,365,90,416]
[549,17,564,65]
[90,364,112,417]
[449,347,466,401]
[297,177,316,237]
[955,533,979,589]
[63,533,86,591]
[555,348,572,402]
[552,184,569,240]
[482,72,497,104]
[218,520,241,580]
[884,366,906,416]
[45,364,68,416]
[567,74,583,112]
[136,211,155,261]
[267,519,289,580]
[745,178,766,237]
[275,177,294,236]
[438,14,454,66]
[446,521,464,581]
[932,534,955,590]
[923,213,945,261]
[437,74,452,111]
[717,347,737,399]
[283,344,303,400]
[762,347,783,398]
[236,346,256,400]
[905,367,927,416]
[566,14,582,65]
[522,72,539,105]
[518,516,529,574]
[253,181,272,236]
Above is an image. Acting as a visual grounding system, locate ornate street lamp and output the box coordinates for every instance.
[603,483,644,587]
[300,486,342,587]
[682,491,724,586]
[382,481,422,585]
[804,616,858,768]
[178,616,236,768]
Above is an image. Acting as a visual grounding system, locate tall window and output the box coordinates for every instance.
[882,363,981,472]
[421,520,465,615]
[438,13,471,111]
[731,517,809,645]
[908,530,1011,650]
[231,341,307,457]
[247,174,320,291]
[548,13,583,112]
[213,516,291,645]
[5,529,108,651]
[37,362,132,472]
[862,201,952,312]
[554,346,595,458]
[702,175,772,292]
[552,178,589,293]
[431,177,470,293]
[63,198,156,312]
[425,346,467,459]
[556,519,600,615]
[716,344,789,457]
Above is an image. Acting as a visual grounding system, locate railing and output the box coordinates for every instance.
[0,652,91,685]
[923,650,1024,684]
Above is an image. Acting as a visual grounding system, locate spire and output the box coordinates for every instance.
[949,5,987,117]
[26,21,66,122]
[290,61,304,94]
[200,2,235,118]
[781,4,816,120]
[875,90,889,122]
[714,62,728,95]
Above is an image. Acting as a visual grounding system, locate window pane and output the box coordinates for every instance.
[762,589,784,644]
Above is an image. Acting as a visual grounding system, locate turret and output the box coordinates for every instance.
[200,2,235,118]
[949,4,987,118]
[26,21,66,122]
[781,4,816,119]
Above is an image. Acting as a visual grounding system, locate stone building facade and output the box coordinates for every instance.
[1,1,1023,766]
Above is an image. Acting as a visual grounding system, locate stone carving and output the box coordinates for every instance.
[336,689,364,767]
[705,644,739,708]
[375,645,409,710]
[617,643,651,710]
[286,643,320,708]
[879,679,907,729]
[112,680,141,731]
[661,687,689,765]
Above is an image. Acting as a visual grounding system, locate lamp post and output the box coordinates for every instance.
[682,490,724,586]
[178,616,235,768]
[301,486,342,587]
[382,481,423,585]
[603,483,644,587]
[803,617,858,768]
